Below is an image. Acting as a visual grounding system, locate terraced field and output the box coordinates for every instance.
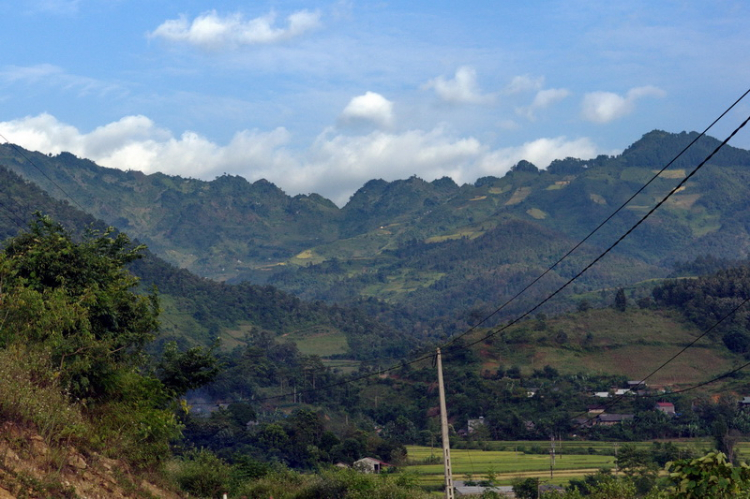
[405,439,725,490]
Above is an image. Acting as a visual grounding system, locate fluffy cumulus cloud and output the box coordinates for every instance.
[423,66,494,104]
[0,114,606,206]
[517,88,570,120]
[478,137,599,176]
[0,113,294,181]
[301,127,484,203]
[149,9,321,49]
[339,92,394,128]
[581,86,666,124]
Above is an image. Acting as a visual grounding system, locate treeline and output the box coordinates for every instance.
[132,252,416,360]
[0,165,415,361]
[653,262,750,353]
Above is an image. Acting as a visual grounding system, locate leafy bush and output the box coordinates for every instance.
[0,216,216,469]
[170,449,232,498]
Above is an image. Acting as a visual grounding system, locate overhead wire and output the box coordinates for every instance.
[441,87,750,349]
[252,106,750,404]
[457,111,750,353]
[2,94,750,408]
[568,284,750,429]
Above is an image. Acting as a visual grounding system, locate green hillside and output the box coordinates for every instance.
[4,130,750,335]
[0,165,411,364]
[5,133,750,498]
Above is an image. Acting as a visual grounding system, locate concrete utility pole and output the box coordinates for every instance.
[436,348,455,499]
[614,443,619,476]
[550,435,555,480]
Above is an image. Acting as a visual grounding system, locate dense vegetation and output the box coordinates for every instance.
[654,263,750,354]
[0,216,216,469]
[0,217,429,497]
[5,130,750,496]
[0,164,413,362]
[6,130,750,336]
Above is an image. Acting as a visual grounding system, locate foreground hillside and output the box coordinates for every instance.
[0,422,182,499]
[2,144,750,496]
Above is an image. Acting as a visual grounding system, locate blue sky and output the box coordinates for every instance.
[1,0,749,205]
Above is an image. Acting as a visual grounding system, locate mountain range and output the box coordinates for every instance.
[3,130,750,341]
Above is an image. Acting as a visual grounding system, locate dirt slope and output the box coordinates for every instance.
[0,422,184,499]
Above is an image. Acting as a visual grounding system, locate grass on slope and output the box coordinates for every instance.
[473,307,739,388]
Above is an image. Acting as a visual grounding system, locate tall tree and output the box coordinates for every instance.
[1,214,159,399]
[614,288,628,312]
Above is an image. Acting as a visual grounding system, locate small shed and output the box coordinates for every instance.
[655,402,676,415]
[467,416,486,434]
[596,413,634,426]
[353,457,391,474]
[454,481,514,497]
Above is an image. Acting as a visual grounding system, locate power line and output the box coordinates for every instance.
[458,111,750,353]
[251,116,750,401]
[441,87,750,349]
[251,109,750,404]
[569,287,750,429]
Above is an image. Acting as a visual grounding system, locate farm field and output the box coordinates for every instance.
[405,439,739,491]
[406,445,614,489]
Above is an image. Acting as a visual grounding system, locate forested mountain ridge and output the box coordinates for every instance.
[0,166,413,360]
[3,130,750,333]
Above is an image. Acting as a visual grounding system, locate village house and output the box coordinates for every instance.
[353,457,391,474]
[655,402,676,415]
[587,405,606,415]
[467,416,486,435]
[596,413,634,426]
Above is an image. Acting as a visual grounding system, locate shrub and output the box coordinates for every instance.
[170,449,232,498]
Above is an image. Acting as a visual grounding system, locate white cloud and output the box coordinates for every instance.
[0,64,125,98]
[339,91,394,128]
[533,88,571,109]
[149,9,321,50]
[423,66,494,104]
[478,137,599,176]
[0,114,607,207]
[517,88,570,120]
[301,127,483,204]
[581,86,666,124]
[0,64,61,82]
[0,113,293,181]
[505,75,544,94]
